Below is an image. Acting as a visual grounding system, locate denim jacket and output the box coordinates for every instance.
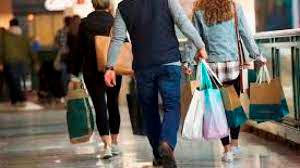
[185,4,262,63]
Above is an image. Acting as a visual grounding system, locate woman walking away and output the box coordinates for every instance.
[186,0,267,162]
[69,0,122,159]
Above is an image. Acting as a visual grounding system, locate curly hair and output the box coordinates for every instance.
[194,0,234,25]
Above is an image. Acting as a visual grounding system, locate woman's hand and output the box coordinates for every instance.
[195,48,208,62]
[255,56,267,68]
[105,70,116,87]
[182,62,193,76]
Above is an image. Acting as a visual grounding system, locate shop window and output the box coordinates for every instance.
[255,0,300,31]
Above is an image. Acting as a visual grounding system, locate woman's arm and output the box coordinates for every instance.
[107,9,128,67]
[237,5,262,60]
[70,22,85,76]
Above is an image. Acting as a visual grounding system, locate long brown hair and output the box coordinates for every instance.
[194,0,234,25]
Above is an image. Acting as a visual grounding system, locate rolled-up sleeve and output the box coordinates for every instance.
[107,9,128,67]
[238,5,262,59]
[168,0,205,51]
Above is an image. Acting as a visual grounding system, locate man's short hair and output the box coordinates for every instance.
[92,0,110,10]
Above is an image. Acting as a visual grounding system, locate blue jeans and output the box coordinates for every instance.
[135,65,181,159]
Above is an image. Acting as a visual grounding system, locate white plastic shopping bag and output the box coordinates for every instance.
[182,89,205,140]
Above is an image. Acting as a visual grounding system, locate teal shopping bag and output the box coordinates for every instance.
[200,62,229,140]
[249,66,289,122]
[66,83,94,144]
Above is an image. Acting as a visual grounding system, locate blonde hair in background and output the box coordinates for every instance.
[193,0,234,25]
[92,0,110,10]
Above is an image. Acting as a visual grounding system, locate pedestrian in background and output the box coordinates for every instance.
[69,0,122,159]
[0,19,32,107]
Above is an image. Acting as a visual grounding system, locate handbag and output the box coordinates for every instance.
[94,36,134,75]
[233,3,250,93]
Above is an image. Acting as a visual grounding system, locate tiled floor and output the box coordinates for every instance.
[0,106,299,168]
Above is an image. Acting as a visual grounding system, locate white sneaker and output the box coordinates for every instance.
[102,147,113,159]
[111,144,122,155]
[222,152,234,162]
[232,146,242,156]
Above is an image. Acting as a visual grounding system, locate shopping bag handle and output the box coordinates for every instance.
[202,61,223,87]
[197,62,213,90]
[256,65,271,84]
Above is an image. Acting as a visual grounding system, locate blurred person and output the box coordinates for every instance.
[66,15,81,74]
[69,0,123,159]
[0,28,5,97]
[104,0,207,167]
[53,16,72,103]
[0,19,33,107]
[8,18,22,35]
[187,0,267,162]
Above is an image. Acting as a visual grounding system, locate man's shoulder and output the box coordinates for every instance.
[118,0,136,9]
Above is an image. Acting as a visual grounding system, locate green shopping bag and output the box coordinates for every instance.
[249,66,289,122]
[66,81,94,144]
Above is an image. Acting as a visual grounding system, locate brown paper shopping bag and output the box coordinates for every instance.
[95,36,134,75]
[181,80,199,122]
[249,66,289,122]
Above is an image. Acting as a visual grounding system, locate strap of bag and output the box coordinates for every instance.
[202,61,223,87]
[233,2,247,92]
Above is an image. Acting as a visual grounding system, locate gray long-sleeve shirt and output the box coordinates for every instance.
[107,0,205,67]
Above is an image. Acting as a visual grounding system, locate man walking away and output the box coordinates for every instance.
[104,0,207,167]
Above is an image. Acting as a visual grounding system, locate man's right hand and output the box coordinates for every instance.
[195,48,208,62]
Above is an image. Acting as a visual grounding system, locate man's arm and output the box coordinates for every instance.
[168,0,205,50]
[107,9,128,67]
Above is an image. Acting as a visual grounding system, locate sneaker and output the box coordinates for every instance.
[158,142,177,168]
[111,144,122,156]
[102,147,113,159]
[153,158,163,167]
[222,152,234,163]
[232,146,242,156]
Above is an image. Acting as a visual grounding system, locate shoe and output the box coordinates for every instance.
[159,142,177,168]
[111,144,122,156]
[222,152,234,163]
[102,147,113,159]
[153,157,163,167]
[232,146,242,156]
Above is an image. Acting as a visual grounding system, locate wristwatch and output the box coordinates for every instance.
[105,66,114,71]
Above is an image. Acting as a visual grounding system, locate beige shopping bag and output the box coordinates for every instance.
[95,36,134,75]
[181,80,199,121]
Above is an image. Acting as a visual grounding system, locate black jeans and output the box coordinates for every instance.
[221,77,241,146]
[4,63,26,104]
[84,73,122,136]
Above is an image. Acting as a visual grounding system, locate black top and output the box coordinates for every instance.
[70,10,113,76]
